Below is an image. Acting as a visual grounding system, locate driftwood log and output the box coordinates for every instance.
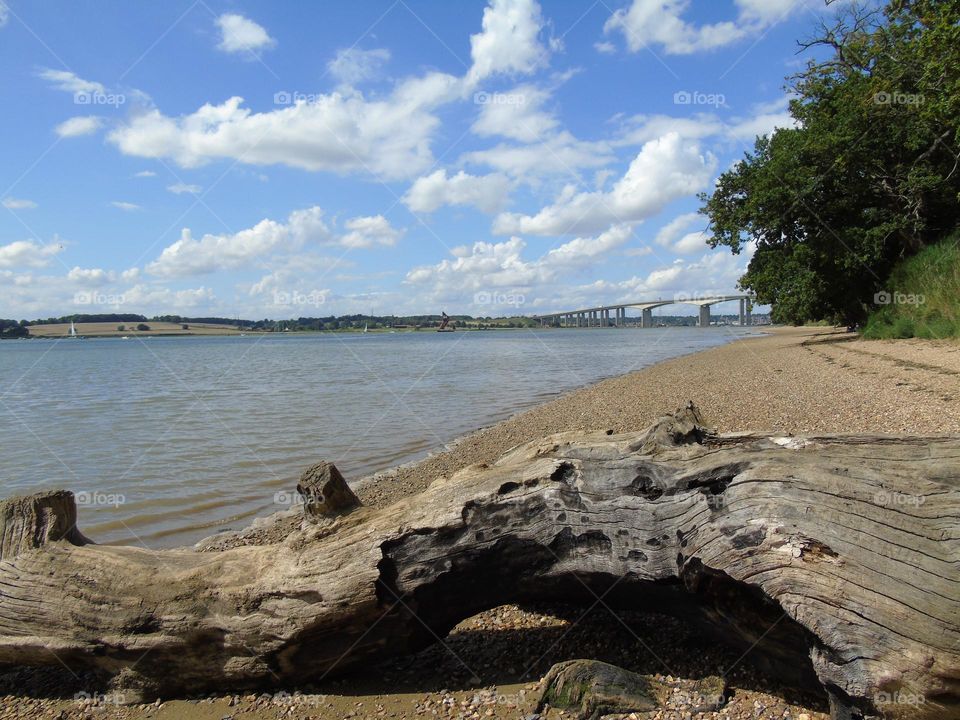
[0,405,957,719]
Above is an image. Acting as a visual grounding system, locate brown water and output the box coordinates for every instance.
[0,327,762,547]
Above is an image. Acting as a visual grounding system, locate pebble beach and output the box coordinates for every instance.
[3,326,958,720]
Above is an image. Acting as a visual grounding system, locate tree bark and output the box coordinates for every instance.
[0,404,957,720]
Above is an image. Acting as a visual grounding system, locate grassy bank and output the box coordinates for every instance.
[863,238,960,339]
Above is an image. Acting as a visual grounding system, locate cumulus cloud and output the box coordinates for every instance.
[55,116,103,138]
[405,225,635,305]
[215,13,275,54]
[472,84,558,142]
[0,2,8,27]
[603,0,805,55]
[463,131,614,179]
[107,74,459,179]
[467,0,549,85]
[493,132,716,236]
[327,47,390,85]
[2,197,37,210]
[67,266,115,284]
[340,215,403,249]
[403,170,510,214]
[652,211,710,254]
[147,207,330,277]
[0,240,63,268]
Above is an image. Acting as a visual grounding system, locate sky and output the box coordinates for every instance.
[0,0,845,320]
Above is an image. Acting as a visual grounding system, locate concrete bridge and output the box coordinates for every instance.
[534,295,755,328]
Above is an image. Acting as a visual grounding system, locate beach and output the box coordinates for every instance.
[3,326,958,720]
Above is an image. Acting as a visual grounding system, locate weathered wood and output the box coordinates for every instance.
[0,404,957,720]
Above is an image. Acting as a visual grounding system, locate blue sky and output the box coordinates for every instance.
[0,0,845,319]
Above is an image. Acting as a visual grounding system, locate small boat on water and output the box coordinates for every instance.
[67,321,83,339]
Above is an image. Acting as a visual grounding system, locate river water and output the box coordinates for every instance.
[0,327,762,547]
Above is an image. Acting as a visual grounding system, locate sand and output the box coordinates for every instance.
[3,326,957,720]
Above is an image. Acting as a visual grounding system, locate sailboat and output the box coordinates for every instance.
[68,321,82,339]
[363,323,368,333]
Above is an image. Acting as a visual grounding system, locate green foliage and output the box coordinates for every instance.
[700,0,960,324]
[863,237,960,338]
[136,323,150,332]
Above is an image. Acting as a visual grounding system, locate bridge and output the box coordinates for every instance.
[533,295,755,328]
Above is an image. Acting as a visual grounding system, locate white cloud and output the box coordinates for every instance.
[472,84,558,142]
[327,47,390,85]
[215,13,275,54]
[493,132,716,235]
[463,131,614,179]
[2,197,37,210]
[107,76,458,180]
[147,208,330,277]
[167,183,202,195]
[67,266,115,284]
[0,240,63,268]
[55,116,103,138]
[726,97,796,141]
[403,170,510,214]
[594,41,616,54]
[467,0,549,85]
[0,2,8,27]
[340,215,402,249]
[405,225,635,306]
[603,0,804,55]
[38,69,106,95]
[111,201,141,211]
[134,170,157,177]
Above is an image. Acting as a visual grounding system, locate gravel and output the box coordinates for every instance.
[5,326,955,719]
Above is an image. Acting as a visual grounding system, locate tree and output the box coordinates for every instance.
[700,0,960,324]
[136,323,150,332]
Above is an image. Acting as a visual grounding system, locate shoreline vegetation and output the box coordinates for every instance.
[5,326,958,720]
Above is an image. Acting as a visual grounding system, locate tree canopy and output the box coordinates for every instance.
[700,0,960,324]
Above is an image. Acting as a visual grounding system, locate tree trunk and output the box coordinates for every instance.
[0,404,957,719]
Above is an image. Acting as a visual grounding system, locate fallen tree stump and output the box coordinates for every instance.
[0,404,957,720]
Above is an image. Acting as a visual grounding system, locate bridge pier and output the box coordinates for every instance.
[698,305,711,327]
[641,308,653,328]
[739,299,746,326]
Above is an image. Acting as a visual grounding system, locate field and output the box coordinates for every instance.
[25,322,246,338]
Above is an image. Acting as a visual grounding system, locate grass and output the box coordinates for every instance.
[863,236,960,339]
